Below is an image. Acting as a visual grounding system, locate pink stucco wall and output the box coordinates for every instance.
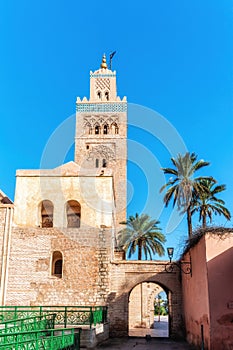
[206,233,233,350]
[182,235,210,349]
[182,231,233,350]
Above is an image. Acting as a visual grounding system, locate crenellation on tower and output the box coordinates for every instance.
[76,54,127,105]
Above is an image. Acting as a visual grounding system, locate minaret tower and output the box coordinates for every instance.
[75,55,127,226]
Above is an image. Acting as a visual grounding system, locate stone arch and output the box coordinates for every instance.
[108,265,183,339]
[51,251,63,278]
[128,281,169,337]
[104,90,109,101]
[85,122,92,135]
[94,123,100,135]
[40,200,54,228]
[66,200,81,228]
[147,285,166,327]
[103,123,109,135]
[97,90,102,100]
[111,122,119,134]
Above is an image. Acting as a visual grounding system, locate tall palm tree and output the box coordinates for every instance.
[117,213,166,260]
[160,152,212,238]
[191,179,231,228]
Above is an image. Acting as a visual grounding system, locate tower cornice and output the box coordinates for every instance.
[76,101,127,113]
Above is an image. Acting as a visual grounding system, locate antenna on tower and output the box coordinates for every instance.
[109,51,116,70]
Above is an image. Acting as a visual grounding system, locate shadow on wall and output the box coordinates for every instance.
[207,246,233,350]
[107,292,128,337]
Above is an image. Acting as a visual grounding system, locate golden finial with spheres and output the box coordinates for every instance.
[100,54,108,69]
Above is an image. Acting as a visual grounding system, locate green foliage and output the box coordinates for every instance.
[117,213,166,260]
[154,296,168,316]
[160,152,212,237]
[191,178,231,228]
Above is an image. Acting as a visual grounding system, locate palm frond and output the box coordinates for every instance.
[117,213,166,260]
[190,178,231,227]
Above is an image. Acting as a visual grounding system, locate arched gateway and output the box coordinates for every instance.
[108,259,184,338]
[128,282,168,337]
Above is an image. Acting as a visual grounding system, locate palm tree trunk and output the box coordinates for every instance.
[187,207,192,239]
[138,240,142,260]
[202,215,206,229]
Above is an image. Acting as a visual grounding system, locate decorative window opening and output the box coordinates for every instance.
[41,200,54,228]
[52,251,63,278]
[97,91,102,100]
[66,200,81,228]
[96,159,99,168]
[86,145,89,150]
[112,123,119,134]
[103,124,108,134]
[102,159,107,168]
[85,123,92,135]
[105,91,109,101]
[95,125,100,134]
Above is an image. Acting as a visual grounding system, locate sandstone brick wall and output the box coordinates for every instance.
[0,207,7,275]
[2,217,184,340]
[5,227,112,306]
[0,205,13,305]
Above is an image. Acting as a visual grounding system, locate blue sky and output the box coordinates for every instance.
[0,1,232,259]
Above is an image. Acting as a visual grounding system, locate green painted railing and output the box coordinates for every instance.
[0,328,81,350]
[0,306,108,328]
[0,314,56,335]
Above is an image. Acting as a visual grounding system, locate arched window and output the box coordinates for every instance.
[95,125,100,134]
[103,124,108,134]
[97,91,102,100]
[112,123,119,134]
[66,200,81,228]
[105,91,109,101]
[95,159,99,168]
[41,200,54,228]
[52,251,63,278]
[85,123,92,135]
[102,159,107,167]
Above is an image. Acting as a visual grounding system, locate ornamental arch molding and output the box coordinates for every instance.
[83,115,119,135]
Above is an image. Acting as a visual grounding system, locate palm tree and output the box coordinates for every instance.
[117,213,166,260]
[191,178,231,228]
[160,152,212,238]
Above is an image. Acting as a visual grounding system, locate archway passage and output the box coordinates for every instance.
[128,282,169,338]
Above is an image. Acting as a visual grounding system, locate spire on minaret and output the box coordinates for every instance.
[100,54,108,69]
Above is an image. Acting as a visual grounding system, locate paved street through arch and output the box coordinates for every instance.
[96,337,196,349]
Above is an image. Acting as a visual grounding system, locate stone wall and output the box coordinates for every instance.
[129,282,162,329]
[14,169,115,229]
[4,227,112,306]
[74,110,127,227]
[0,205,13,305]
[0,206,7,275]
[108,259,183,338]
[1,213,184,340]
